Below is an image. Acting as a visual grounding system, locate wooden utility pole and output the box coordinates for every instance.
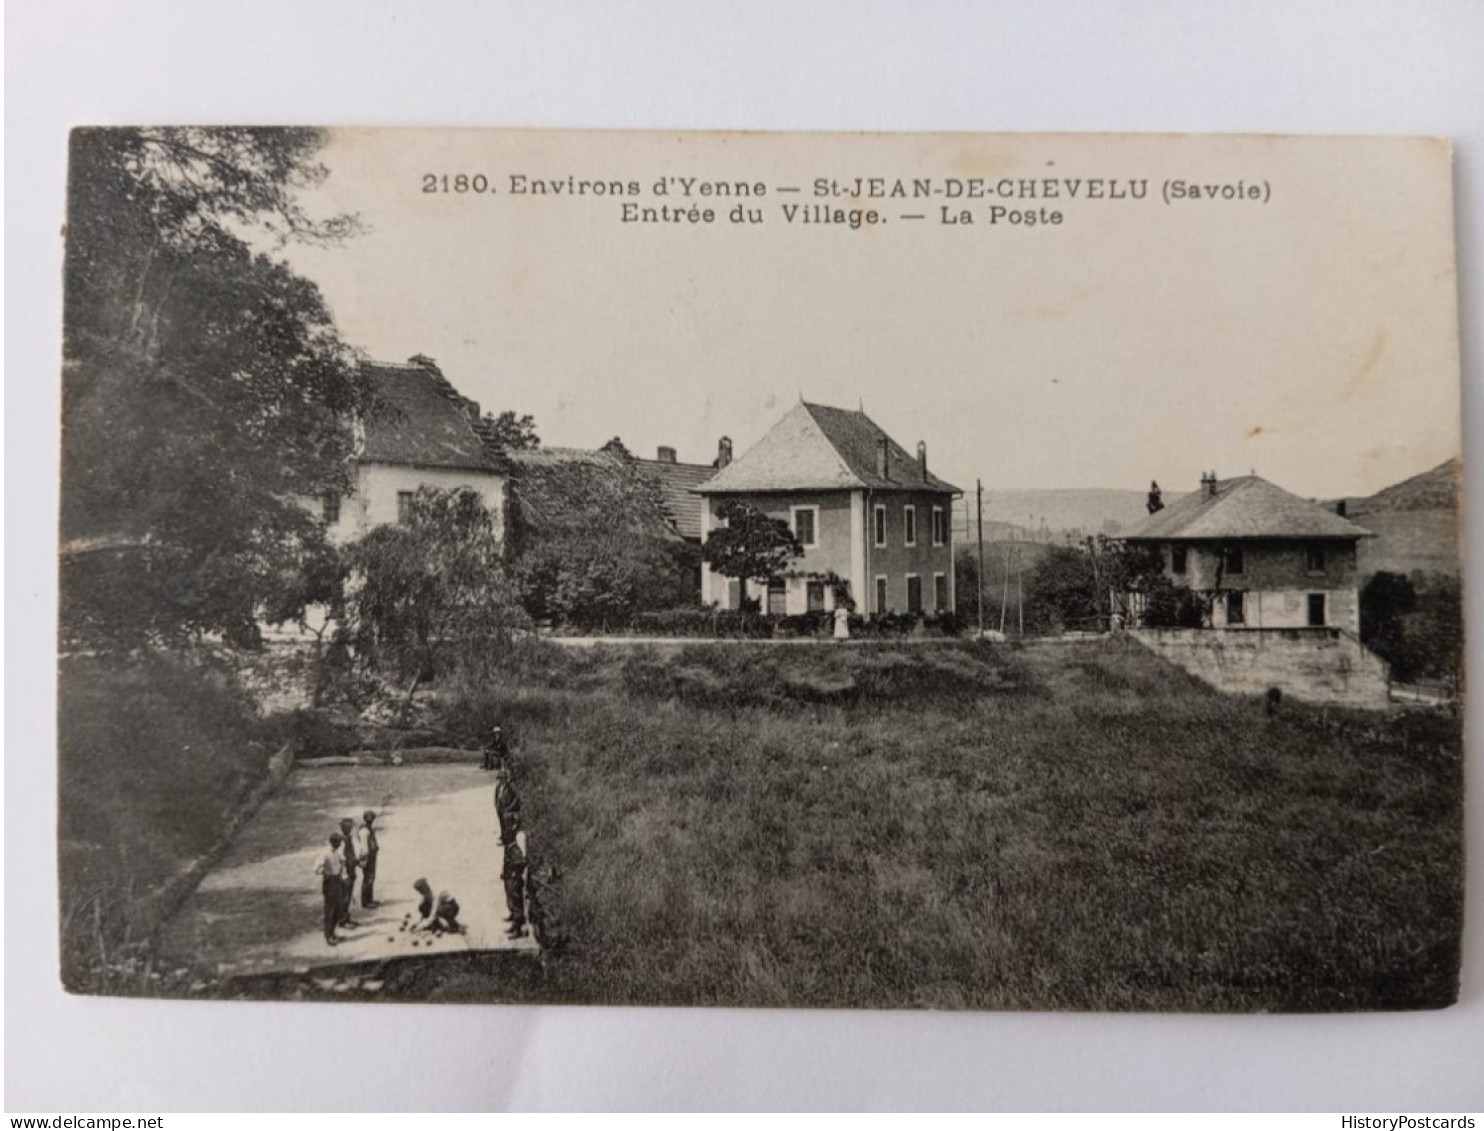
[976,479,985,637]
[1016,536,1024,636]
[1003,531,1015,629]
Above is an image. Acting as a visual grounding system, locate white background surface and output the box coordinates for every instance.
[6,0,1482,1112]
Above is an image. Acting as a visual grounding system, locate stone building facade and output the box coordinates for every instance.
[695,402,959,616]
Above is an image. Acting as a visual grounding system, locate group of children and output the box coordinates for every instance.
[307,724,530,948]
[311,810,381,947]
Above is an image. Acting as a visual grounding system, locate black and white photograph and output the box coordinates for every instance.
[54,126,1465,1014]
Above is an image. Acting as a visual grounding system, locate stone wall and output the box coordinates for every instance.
[1130,627,1391,710]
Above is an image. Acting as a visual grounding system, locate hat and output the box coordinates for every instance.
[363,809,376,822]
[413,878,431,893]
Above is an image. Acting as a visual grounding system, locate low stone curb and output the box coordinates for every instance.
[128,741,296,942]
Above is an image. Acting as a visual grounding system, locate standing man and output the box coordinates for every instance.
[482,725,512,772]
[355,810,380,909]
[494,765,523,847]
[338,817,359,928]
[313,833,348,946]
[502,829,529,940]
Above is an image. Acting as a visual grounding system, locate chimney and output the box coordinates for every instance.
[877,436,889,480]
[1336,499,1347,517]
[657,445,677,464]
[717,436,733,469]
[916,440,928,482]
[1200,471,1218,499]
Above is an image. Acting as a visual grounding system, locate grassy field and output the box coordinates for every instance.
[458,638,1463,1011]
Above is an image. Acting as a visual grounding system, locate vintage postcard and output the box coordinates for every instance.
[58,128,1463,1010]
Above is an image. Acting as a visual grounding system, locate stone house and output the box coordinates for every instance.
[1122,472,1373,632]
[320,358,507,545]
[694,402,960,616]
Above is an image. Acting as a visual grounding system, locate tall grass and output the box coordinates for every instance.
[474,640,1461,1011]
[58,653,274,991]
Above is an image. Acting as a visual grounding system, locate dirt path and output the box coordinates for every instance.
[156,762,536,978]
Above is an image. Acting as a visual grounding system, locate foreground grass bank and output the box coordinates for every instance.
[465,639,1462,1011]
[62,638,1463,1010]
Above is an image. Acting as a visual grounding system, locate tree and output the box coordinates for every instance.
[483,410,541,451]
[61,127,366,648]
[343,486,528,709]
[1361,570,1462,686]
[508,453,696,629]
[701,501,804,610]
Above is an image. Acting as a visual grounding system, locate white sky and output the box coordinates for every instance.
[280,129,1461,499]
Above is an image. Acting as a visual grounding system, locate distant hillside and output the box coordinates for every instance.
[977,488,1183,540]
[1334,459,1461,578]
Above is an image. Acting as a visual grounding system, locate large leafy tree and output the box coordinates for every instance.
[508,452,697,629]
[61,127,365,648]
[343,486,528,706]
[701,501,804,609]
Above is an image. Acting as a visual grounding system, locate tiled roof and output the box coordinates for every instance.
[505,447,676,545]
[633,457,712,540]
[696,402,960,495]
[359,362,500,472]
[1123,476,1373,541]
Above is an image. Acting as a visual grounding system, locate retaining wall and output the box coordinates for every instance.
[1130,627,1390,710]
[127,742,297,941]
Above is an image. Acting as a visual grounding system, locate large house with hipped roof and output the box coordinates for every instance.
[695,402,961,616]
[1122,472,1374,632]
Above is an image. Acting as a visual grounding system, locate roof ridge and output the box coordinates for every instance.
[800,402,870,488]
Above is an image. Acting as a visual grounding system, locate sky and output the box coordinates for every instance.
[280,129,1462,499]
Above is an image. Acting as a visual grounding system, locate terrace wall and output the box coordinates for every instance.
[1130,627,1391,710]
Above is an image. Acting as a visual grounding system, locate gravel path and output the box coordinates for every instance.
[156,762,535,978]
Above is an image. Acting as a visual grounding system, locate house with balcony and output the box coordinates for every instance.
[694,402,960,616]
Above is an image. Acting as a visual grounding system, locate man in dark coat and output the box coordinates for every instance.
[494,766,523,847]
[482,725,511,772]
[502,830,529,939]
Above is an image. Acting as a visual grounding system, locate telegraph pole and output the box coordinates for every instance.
[976,479,985,637]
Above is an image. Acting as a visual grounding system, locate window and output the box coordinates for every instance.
[873,504,887,548]
[767,578,787,616]
[904,505,917,547]
[791,505,818,548]
[932,506,947,546]
[1307,593,1326,627]
[1222,545,1244,575]
[397,490,415,525]
[807,581,826,612]
[1225,590,1245,626]
[934,572,948,612]
[321,492,341,525]
[1170,545,1187,575]
[906,574,923,613]
[875,575,888,614]
[1306,546,1325,573]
